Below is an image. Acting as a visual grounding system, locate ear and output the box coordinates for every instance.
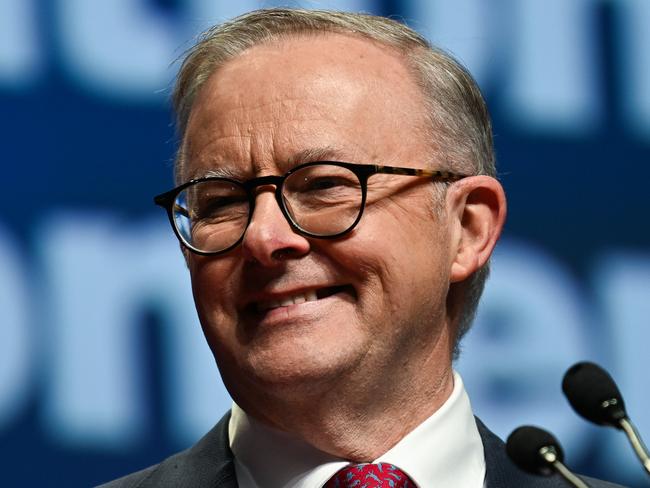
[447,175,507,282]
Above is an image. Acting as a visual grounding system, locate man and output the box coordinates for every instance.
[101,8,622,488]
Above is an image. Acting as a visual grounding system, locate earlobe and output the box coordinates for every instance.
[449,176,507,282]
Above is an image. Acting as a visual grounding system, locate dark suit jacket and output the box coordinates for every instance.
[98,413,626,487]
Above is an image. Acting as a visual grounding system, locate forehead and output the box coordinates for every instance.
[181,33,430,180]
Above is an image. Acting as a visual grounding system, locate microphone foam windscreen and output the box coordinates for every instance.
[562,361,626,426]
[506,425,563,476]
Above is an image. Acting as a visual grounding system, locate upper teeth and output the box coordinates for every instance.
[258,290,318,312]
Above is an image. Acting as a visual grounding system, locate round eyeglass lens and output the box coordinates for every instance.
[173,179,249,253]
[282,163,363,236]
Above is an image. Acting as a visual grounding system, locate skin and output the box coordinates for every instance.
[181,33,506,461]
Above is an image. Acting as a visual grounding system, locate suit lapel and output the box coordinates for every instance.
[198,412,238,487]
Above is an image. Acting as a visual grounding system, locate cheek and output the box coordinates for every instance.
[320,230,407,309]
[344,213,451,301]
[189,258,240,330]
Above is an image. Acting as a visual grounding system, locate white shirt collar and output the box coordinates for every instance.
[229,371,485,488]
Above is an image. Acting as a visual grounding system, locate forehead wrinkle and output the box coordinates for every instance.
[194,92,326,134]
[182,134,251,181]
[185,102,306,179]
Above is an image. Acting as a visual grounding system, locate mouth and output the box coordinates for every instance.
[249,285,355,314]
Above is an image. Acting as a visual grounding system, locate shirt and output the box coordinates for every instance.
[229,371,485,487]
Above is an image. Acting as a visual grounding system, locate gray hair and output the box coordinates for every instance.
[172,8,496,356]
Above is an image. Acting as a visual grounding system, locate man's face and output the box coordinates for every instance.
[183,34,457,422]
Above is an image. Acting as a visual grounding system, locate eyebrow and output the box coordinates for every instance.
[286,146,352,167]
[191,166,241,180]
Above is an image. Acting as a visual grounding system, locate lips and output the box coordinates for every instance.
[256,289,318,312]
[249,285,354,314]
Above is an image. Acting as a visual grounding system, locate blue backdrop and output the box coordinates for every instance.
[1,1,649,486]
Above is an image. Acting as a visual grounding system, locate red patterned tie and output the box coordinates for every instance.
[324,462,415,487]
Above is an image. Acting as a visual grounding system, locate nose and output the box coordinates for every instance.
[240,190,310,266]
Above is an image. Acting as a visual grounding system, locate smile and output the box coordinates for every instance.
[253,285,353,313]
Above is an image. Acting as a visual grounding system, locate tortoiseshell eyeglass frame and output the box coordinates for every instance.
[154,161,468,256]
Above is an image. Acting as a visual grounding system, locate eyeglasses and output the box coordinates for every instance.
[154,161,467,255]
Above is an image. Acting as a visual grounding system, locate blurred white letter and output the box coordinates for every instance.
[39,213,227,447]
[0,0,40,87]
[0,226,31,430]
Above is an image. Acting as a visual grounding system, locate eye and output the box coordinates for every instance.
[302,175,357,192]
[287,165,359,192]
[179,180,249,221]
[193,194,248,219]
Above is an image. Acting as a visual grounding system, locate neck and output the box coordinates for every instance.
[308,367,455,460]
[242,363,455,461]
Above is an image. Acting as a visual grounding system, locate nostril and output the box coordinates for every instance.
[241,227,310,266]
[270,248,297,261]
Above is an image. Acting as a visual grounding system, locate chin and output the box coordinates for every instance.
[227,344,360,400]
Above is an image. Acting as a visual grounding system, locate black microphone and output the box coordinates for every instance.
[506,425,591,487]
[562,361,650,475]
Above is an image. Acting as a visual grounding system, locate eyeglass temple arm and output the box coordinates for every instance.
[373,165,467,181]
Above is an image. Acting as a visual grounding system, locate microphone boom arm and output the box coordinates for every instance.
[619,417,650,475]
[539,446,591,488]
